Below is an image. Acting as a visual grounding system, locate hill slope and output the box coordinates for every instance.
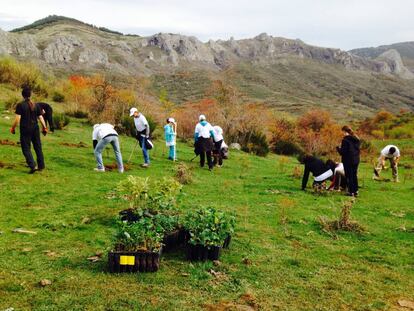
[0,99,414,310]
[1,16,414,115]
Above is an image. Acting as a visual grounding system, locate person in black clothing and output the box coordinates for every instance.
[10,87,48,174]
[37,102,54,132]
[300,154,336,190]
[336,125,360,197]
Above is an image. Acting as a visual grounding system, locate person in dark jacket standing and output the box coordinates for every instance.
[336,125,360,197]
[300,155,335,190]
[10,86,48,174]
[37,102,54,132]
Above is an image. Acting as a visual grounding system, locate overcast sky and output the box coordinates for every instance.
[0,0,413,50]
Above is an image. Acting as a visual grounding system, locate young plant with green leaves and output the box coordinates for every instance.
[183,207,236,248]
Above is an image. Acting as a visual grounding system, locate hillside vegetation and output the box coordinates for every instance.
[0,93,414,309]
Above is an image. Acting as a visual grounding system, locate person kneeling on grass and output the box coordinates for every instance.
[92,123,124,173]
[300,154,335,191]
[373,145,400,182]
[164,118,177,160]
[326,160,347,191]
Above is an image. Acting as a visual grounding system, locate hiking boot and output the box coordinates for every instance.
[94,168,105,172]
[28,168,37,174]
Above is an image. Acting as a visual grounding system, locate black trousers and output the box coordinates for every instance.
[44,108,54,132]
[213,140,223,166]
[20,128,45,170]
[200,151,213,169]
[344,163,359,194]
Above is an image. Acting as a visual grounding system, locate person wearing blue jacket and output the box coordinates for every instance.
[194,114,215,170]
[164,118,176,160]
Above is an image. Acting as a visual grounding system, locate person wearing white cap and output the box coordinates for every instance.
[194,114,215,170]
[129,107,150,167]
[92,123,124,173]
[164,117,177,160]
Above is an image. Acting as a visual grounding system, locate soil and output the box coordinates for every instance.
[59,142,88,148]
[0,139,17,146]
[0,161,15,169]
[104,163,131,171]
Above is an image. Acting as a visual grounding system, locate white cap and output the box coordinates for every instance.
[199,114,206,121]
[168,117,176,123]
[129,107,138,117]
[93,124,100,130]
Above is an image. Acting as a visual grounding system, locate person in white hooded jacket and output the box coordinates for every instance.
[212,125,227,167]
[92,123,124,173]
[194,115,215,170]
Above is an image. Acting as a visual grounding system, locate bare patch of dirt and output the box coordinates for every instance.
[0,139,17,146]
[104,163,131,171]
[60,142,88,148]
[0,161,15,169]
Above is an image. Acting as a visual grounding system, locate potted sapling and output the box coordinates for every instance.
[183,207,235,261]
[108,216,164,273]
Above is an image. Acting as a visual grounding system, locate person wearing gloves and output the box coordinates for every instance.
[164,118,177,160]
[194,114,215,170]
[336,125,361,197]
[300,155,336,190]
[92,123,124,173]
[373,145,401,182]
[212,125,226,167]
[130,107,150,167]
[10,86,48,174]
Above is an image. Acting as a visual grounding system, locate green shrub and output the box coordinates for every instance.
[183,207,235,248]
[4,96,20,111]
[52,91,65,103]
[0,57,48,97]
[174,162,192,184]
[241,132,270,157]
[66,110,89,119]
[53,113,70,130]
[273,140,303,156]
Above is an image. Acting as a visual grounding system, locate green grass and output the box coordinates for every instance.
[0,107,413,310]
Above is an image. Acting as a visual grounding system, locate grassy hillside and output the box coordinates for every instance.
[150,60,414,119]
[0,102,413,310]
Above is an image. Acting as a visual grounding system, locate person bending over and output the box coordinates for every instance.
[92,123,124,173]
[373,145,400,182]
[300,155,335,191]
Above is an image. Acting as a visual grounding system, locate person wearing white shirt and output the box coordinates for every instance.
[130,107,150,167]
[194,115,215,170]
[92,123,124,173]
[212,125,225,167]
[373,145,401,182]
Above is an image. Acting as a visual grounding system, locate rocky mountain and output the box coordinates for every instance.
[1,15,414,116]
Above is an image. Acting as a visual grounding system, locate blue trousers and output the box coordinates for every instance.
[95,136,124,172]
[168,145,176,160]
[139,136,150,164]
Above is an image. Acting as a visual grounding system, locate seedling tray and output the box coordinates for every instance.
[186,244,221,261]
[108,249,161,273]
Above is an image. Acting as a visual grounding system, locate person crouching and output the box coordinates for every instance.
[92,123,124,173]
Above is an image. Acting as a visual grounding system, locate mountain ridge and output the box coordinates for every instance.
[1,15,414,116]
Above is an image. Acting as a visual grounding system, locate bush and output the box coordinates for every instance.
[272,140,303,156]
[53,113,70,130]
[66,110,89,119]
[52,91,65,103]
[174,163,192,185]
[4,96,20,111]
[241,132,270,157]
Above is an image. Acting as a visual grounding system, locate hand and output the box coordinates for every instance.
[10,127,15,134]
[42,127,48,136]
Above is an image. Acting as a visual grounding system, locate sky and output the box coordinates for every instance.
[0,0,413,50]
